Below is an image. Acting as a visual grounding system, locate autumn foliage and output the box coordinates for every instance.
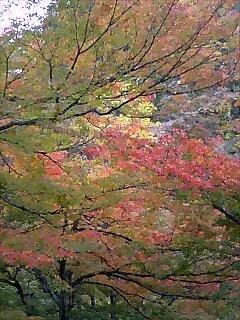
[0,1,239,320]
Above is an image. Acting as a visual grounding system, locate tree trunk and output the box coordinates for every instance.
[58,259,71,320]
[59,290,70,320]
[90,294,96,307]
[110,291,118,320]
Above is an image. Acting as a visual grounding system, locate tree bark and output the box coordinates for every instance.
[110,291,118,320]
[59,290,70,320]
[58,259,70,320]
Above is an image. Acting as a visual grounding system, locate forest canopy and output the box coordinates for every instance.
[0,1,239,319]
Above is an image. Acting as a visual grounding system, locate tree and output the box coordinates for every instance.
[0,1,239,319]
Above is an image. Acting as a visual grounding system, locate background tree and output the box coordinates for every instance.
[0,1,239,319]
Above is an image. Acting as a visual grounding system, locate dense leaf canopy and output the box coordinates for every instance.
[0,1,239,319]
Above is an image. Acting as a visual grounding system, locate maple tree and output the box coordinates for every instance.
[0,1,239,319]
